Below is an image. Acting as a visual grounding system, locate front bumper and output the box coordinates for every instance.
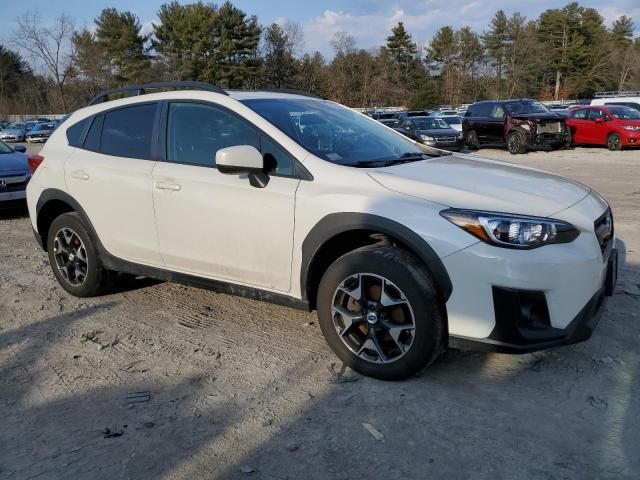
[442,193,615,353]
[0,190,27,202]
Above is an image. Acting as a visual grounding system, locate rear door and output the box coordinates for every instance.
[472,102,494,143]
[487,103,507,143]
[65,103,163,266]
[568,108,590,143]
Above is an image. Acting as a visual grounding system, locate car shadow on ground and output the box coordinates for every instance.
[2,241,638,478]
[0,201,29,220]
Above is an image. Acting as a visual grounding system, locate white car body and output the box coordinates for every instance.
[26,88,617,375]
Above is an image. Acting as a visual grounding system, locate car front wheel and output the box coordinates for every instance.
[465,130,479,149]
[507,130,526,154]
[317,245,444,380]
[606,133,622,151]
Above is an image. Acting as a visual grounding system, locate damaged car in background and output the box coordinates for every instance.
[463,99,571,154]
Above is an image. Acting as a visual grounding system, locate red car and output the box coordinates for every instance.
[567,105,640,150]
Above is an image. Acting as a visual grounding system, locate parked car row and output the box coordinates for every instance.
[0,118,61,144]
[370,97,639,154]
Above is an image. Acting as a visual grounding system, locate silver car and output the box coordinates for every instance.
[0,123,28,142]
[26,122,56,143]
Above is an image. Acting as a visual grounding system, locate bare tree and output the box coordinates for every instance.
[11,11,76,112]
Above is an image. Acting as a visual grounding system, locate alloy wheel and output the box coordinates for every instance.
[508,133,521,153]
[52,227,89,286]
[331,273,416,364]
[607,134,620,151]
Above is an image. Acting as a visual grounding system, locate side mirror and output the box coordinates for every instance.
[216,145,269,188]
[594,117,605,124]
[14,145,26,153]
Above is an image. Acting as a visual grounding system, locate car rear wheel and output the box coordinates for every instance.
[507,130,526,154]
[317,245,443,380]
[47,212,116,297]
[606,133,622,151]
[465,130,479,149]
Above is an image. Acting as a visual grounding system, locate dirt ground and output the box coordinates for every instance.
[1,143,639,479]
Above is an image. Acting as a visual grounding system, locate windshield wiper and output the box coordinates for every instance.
[353,153,430,168]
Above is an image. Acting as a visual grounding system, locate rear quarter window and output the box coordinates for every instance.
[66,118,89,147]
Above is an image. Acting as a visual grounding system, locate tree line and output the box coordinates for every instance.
[0,1,638,115]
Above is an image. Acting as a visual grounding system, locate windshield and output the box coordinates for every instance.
[410,117,449,130]
[32,123,54,131]
[241,98,440,166]
[440,116,462,126]
[8,123,25,130]
[504,101,549,114]
[0,139,12,154]
[608,106,640,119]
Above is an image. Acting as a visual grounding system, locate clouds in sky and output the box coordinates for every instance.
[297,0,640,56]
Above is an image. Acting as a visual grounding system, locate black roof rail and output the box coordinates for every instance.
[88,81,228,106]
[253,88,323,99]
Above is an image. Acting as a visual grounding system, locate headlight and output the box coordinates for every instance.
[440,209,579,249]
[622,125,640,131]
[420,135,435,142]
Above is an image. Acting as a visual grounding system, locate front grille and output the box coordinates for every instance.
[435,136,457,143]
[538,122,562,134]
[594,208,614,259]
[0,175,29,193]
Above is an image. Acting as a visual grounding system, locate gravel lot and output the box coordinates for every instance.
[1,143,639,479]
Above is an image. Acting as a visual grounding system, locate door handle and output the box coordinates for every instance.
[70,170,89,180]
[155,181,181,191]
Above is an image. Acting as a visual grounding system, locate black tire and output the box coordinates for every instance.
[317,245,444,380]
[506,130,526,154]
[47,212,116,297]
[552,128,572,150]
[606,133,622,151]
[465,130,479,149]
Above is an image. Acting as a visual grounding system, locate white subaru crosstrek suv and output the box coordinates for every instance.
[26,82,617,380]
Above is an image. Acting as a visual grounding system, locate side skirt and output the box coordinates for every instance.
[101,251,311,312]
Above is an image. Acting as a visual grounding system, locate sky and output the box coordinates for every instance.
[1,0,639,58]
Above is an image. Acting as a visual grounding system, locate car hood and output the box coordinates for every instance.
[416,128,459,136]
[368,154,591,217]
[0,152,29,173]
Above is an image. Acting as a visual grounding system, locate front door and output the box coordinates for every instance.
[152,102,299,292]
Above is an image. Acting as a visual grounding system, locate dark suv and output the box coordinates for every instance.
[463,99,571,154]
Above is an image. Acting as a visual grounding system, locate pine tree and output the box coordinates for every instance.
[263,23,297,88]
[215,1,261,88]
[483,10,508,98]
[95,8,150,85]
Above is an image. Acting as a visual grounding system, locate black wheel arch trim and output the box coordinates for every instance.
[301,213,453,304]
[35,188,102,252]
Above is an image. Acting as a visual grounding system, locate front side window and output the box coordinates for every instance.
[260,135,293,175]
[491,105,505,118]
[167,103,258,167]
[101,103,156,160]
[241,98,442,167]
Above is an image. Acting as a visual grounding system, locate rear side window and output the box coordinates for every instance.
[66,118,89,147]
[100,104,156,160]
[167,102,258,167]
[84,115,104,151]
[571,109,587,119]
[468,103,493,117]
